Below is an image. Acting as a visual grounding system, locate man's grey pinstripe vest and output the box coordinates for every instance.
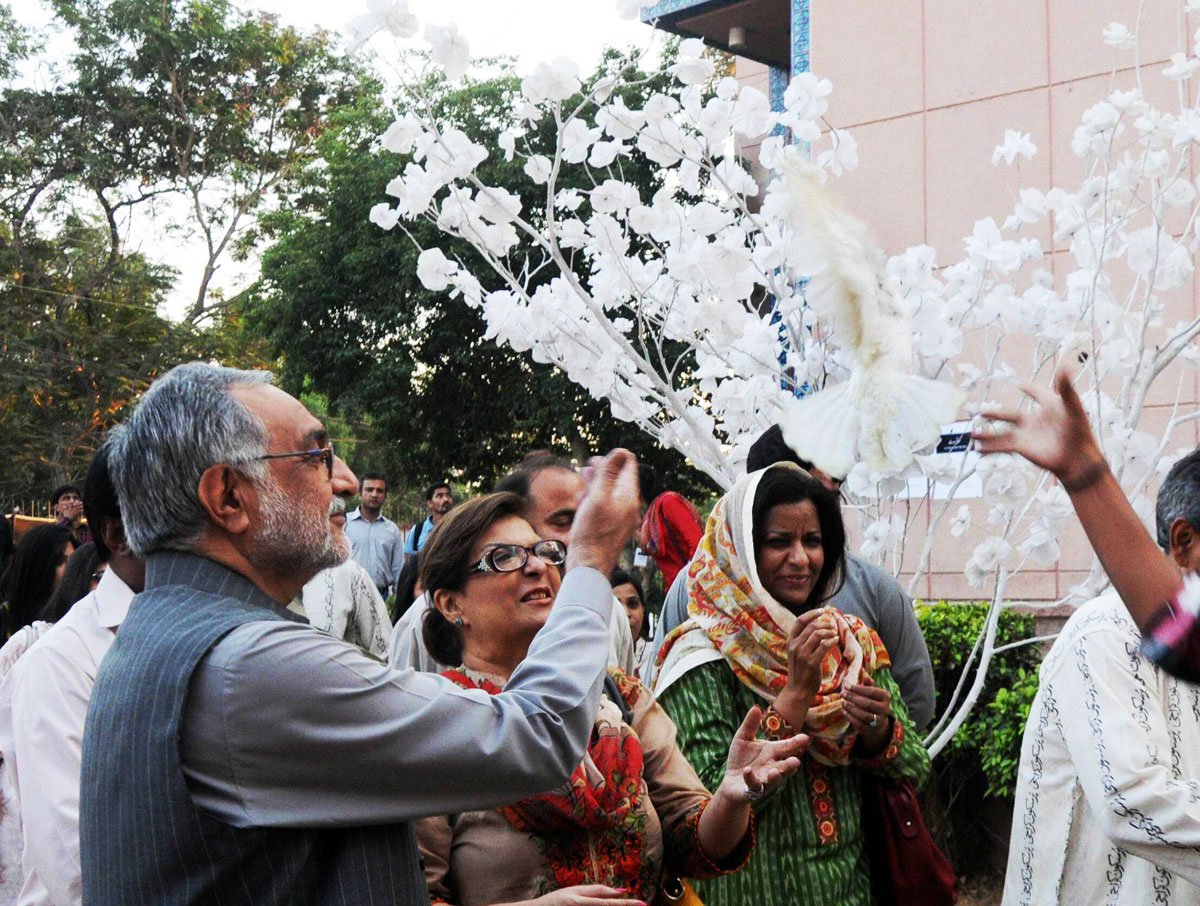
[79,553,429,905]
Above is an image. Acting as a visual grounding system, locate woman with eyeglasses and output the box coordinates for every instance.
[414,492,810,906]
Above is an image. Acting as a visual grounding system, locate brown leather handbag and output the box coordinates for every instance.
[861,777,958,906]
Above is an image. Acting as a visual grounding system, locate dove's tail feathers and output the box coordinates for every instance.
[781,373,965,478]
[780,382,861,481]
[779,156,881,351]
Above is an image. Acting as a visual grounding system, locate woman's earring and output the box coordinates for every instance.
[454,617,464,629]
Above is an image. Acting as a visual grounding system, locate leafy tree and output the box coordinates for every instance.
[0,216,269,504]
[0,0,335,503]
[0,0,354,326]
[246,60,715,497]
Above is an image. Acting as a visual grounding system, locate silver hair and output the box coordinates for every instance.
[110,362,275,557]
[1155,449,1200,552]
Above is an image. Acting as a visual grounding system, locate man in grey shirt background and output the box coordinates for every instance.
[646,425,936,731]
[81,362,642,905]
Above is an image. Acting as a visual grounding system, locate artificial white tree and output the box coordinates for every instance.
[355,0,1200,756]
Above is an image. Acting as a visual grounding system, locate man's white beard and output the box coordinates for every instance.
[252,477,350,578]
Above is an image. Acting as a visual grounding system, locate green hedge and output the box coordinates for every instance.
[916,602,1041,798]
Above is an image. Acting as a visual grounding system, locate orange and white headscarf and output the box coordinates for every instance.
[653,463,889,766]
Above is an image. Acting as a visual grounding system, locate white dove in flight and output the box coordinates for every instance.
[777,156,964,478]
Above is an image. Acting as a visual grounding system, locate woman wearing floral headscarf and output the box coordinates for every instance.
[654,463,930,905]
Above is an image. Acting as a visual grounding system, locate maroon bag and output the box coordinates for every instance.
[861,777,958,906]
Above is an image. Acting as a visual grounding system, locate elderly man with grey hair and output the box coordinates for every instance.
[80,362,641,906]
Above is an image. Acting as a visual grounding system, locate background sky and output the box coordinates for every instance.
[5,0,659,318]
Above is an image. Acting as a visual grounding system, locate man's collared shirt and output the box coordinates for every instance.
[1003,592,1200,905]
[344,509,405,592]
[0,568,135,906]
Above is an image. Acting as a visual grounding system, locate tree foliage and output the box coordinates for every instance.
[0,0,333,501]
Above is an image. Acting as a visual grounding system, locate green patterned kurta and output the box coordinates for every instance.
[659,660,930,906]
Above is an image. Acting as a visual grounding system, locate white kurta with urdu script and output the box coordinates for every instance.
[1003,592,1200,906]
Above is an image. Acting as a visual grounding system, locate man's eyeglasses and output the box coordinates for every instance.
[257,446,334,479]
[468,540,567,575]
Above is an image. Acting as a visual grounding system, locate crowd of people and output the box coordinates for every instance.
[0,361,1196,905]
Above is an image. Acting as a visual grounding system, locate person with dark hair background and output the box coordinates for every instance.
[610,568,653,678]
[345,472,406,598]
[405,479,454,554]
[50,484,90,546]
[0,440,143,905]
[40,543,104,625]
[0,525,74,644]
[391,553,423,624]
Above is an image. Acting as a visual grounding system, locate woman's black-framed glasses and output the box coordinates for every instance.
[468,540,568,575]
[257,446,335,479]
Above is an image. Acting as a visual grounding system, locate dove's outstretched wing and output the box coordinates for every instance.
[776,153,963,476]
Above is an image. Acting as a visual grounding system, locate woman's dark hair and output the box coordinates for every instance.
[421,492,527,665]
[0,524,73,638]
[750,466,846,608]
[392,552,422,625]
[637,465,663,506]
[41,542,102,623]
[83,443,120,562]
[610,568,650,639]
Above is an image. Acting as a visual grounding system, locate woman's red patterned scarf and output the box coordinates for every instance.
[441,668,655,896]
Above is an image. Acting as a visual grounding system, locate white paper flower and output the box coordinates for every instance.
[521,58,581,105]
[426,23,470,80]
[731,87,773,138]
[991,130,1037,166]
[1163,52,1200,80]
[497,130,516,161]
[380,115,425,155]
[596,97,645,140]
[555,188,585,211]
[1102,22,1135,49]
[949,504,971,538]
[476,186,522,224]
[1018,524,1060,566]
[783,72,832,121]
[368,202,399,230]
[588,140,626,169]
[346,0,419,52]
[590,179,640,215]
[818,130,858,175]
[860,515,905,562]
[524,155,552,184]
[965,537,1013,587]
[670,56,714,86]
[417,247,457,290]
[561,119,601,164]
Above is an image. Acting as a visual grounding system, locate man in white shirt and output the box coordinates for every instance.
[1003,450,1200,905]
[295,553,392,659]
[0,443,144,905]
